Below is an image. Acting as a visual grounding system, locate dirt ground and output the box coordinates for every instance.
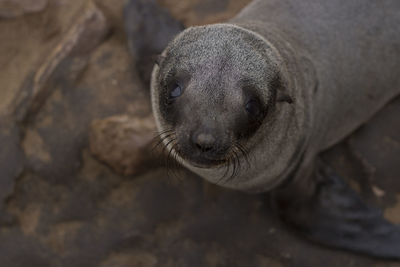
[0,0,399,266]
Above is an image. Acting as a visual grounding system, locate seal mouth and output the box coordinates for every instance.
[187,156,227,168]
[158,136,227,168]
[157,130,249,173]
[178,150,228,168]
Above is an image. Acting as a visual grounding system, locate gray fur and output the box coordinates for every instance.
[234,0,400,150]
[151,0,400,192]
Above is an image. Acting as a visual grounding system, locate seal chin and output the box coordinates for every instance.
[180,152,227,169]
[190,158,226,169]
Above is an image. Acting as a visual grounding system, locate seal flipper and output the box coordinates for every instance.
[123,0,184,85]
[272,162,400,259]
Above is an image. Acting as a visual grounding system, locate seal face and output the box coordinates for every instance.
[153,24,282,170]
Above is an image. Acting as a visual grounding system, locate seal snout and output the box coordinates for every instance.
[187,128,229,166]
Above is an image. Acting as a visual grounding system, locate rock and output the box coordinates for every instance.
[124,0,184,85]
[0,0,48,19]
[0,0,89,116]
[100,251,158,267]
[89,114,158,176]
[158,0,250,26]
[0,116,24,224]
[17,13,144,184]
[94,0,125,30]
[0,117,23,199]
[12,1,110,123]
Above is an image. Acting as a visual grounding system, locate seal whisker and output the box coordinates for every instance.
[153,128,174,139]
[221,148,238,185]
[163,137,175,170]
[158,131,177,177]
[152,133,174,151]
[151,129,174,151]
[172,143,182,171]
[224,155,234,185]
[236,142,251,170]
[158,130,184,182]
[166,141,184,181]
[172,144,184,183]
[166,140,182,179]
[218,153,232,185]
[230,148,240,181]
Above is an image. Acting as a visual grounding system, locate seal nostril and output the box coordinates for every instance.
[194,132,216,152]
[196,143,213,152]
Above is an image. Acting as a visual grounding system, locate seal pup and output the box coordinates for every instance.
[125,0,400,259]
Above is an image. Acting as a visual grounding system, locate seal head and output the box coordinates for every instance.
[151,24,310,191]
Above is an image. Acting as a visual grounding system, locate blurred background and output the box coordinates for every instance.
[0,0,399,266]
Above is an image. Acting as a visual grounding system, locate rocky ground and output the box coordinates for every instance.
[0,0,399,266]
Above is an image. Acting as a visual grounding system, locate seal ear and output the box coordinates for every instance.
[123,0,184,86]
[271,73,293,104]
[276,92,293,104]
[274,55,317,105]
[155,55,166,66]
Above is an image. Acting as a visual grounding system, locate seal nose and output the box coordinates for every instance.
[192,132,216,152]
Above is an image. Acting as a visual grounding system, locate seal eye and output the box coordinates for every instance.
[245,99,262,117]
[169,83,182,99]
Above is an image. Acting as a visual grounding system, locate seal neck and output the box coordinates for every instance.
[229,22,318,191]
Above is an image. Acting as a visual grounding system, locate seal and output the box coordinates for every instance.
[125,0,400,259]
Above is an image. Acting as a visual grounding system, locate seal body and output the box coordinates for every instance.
[151,0,400,192]
[146,0,400,259]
